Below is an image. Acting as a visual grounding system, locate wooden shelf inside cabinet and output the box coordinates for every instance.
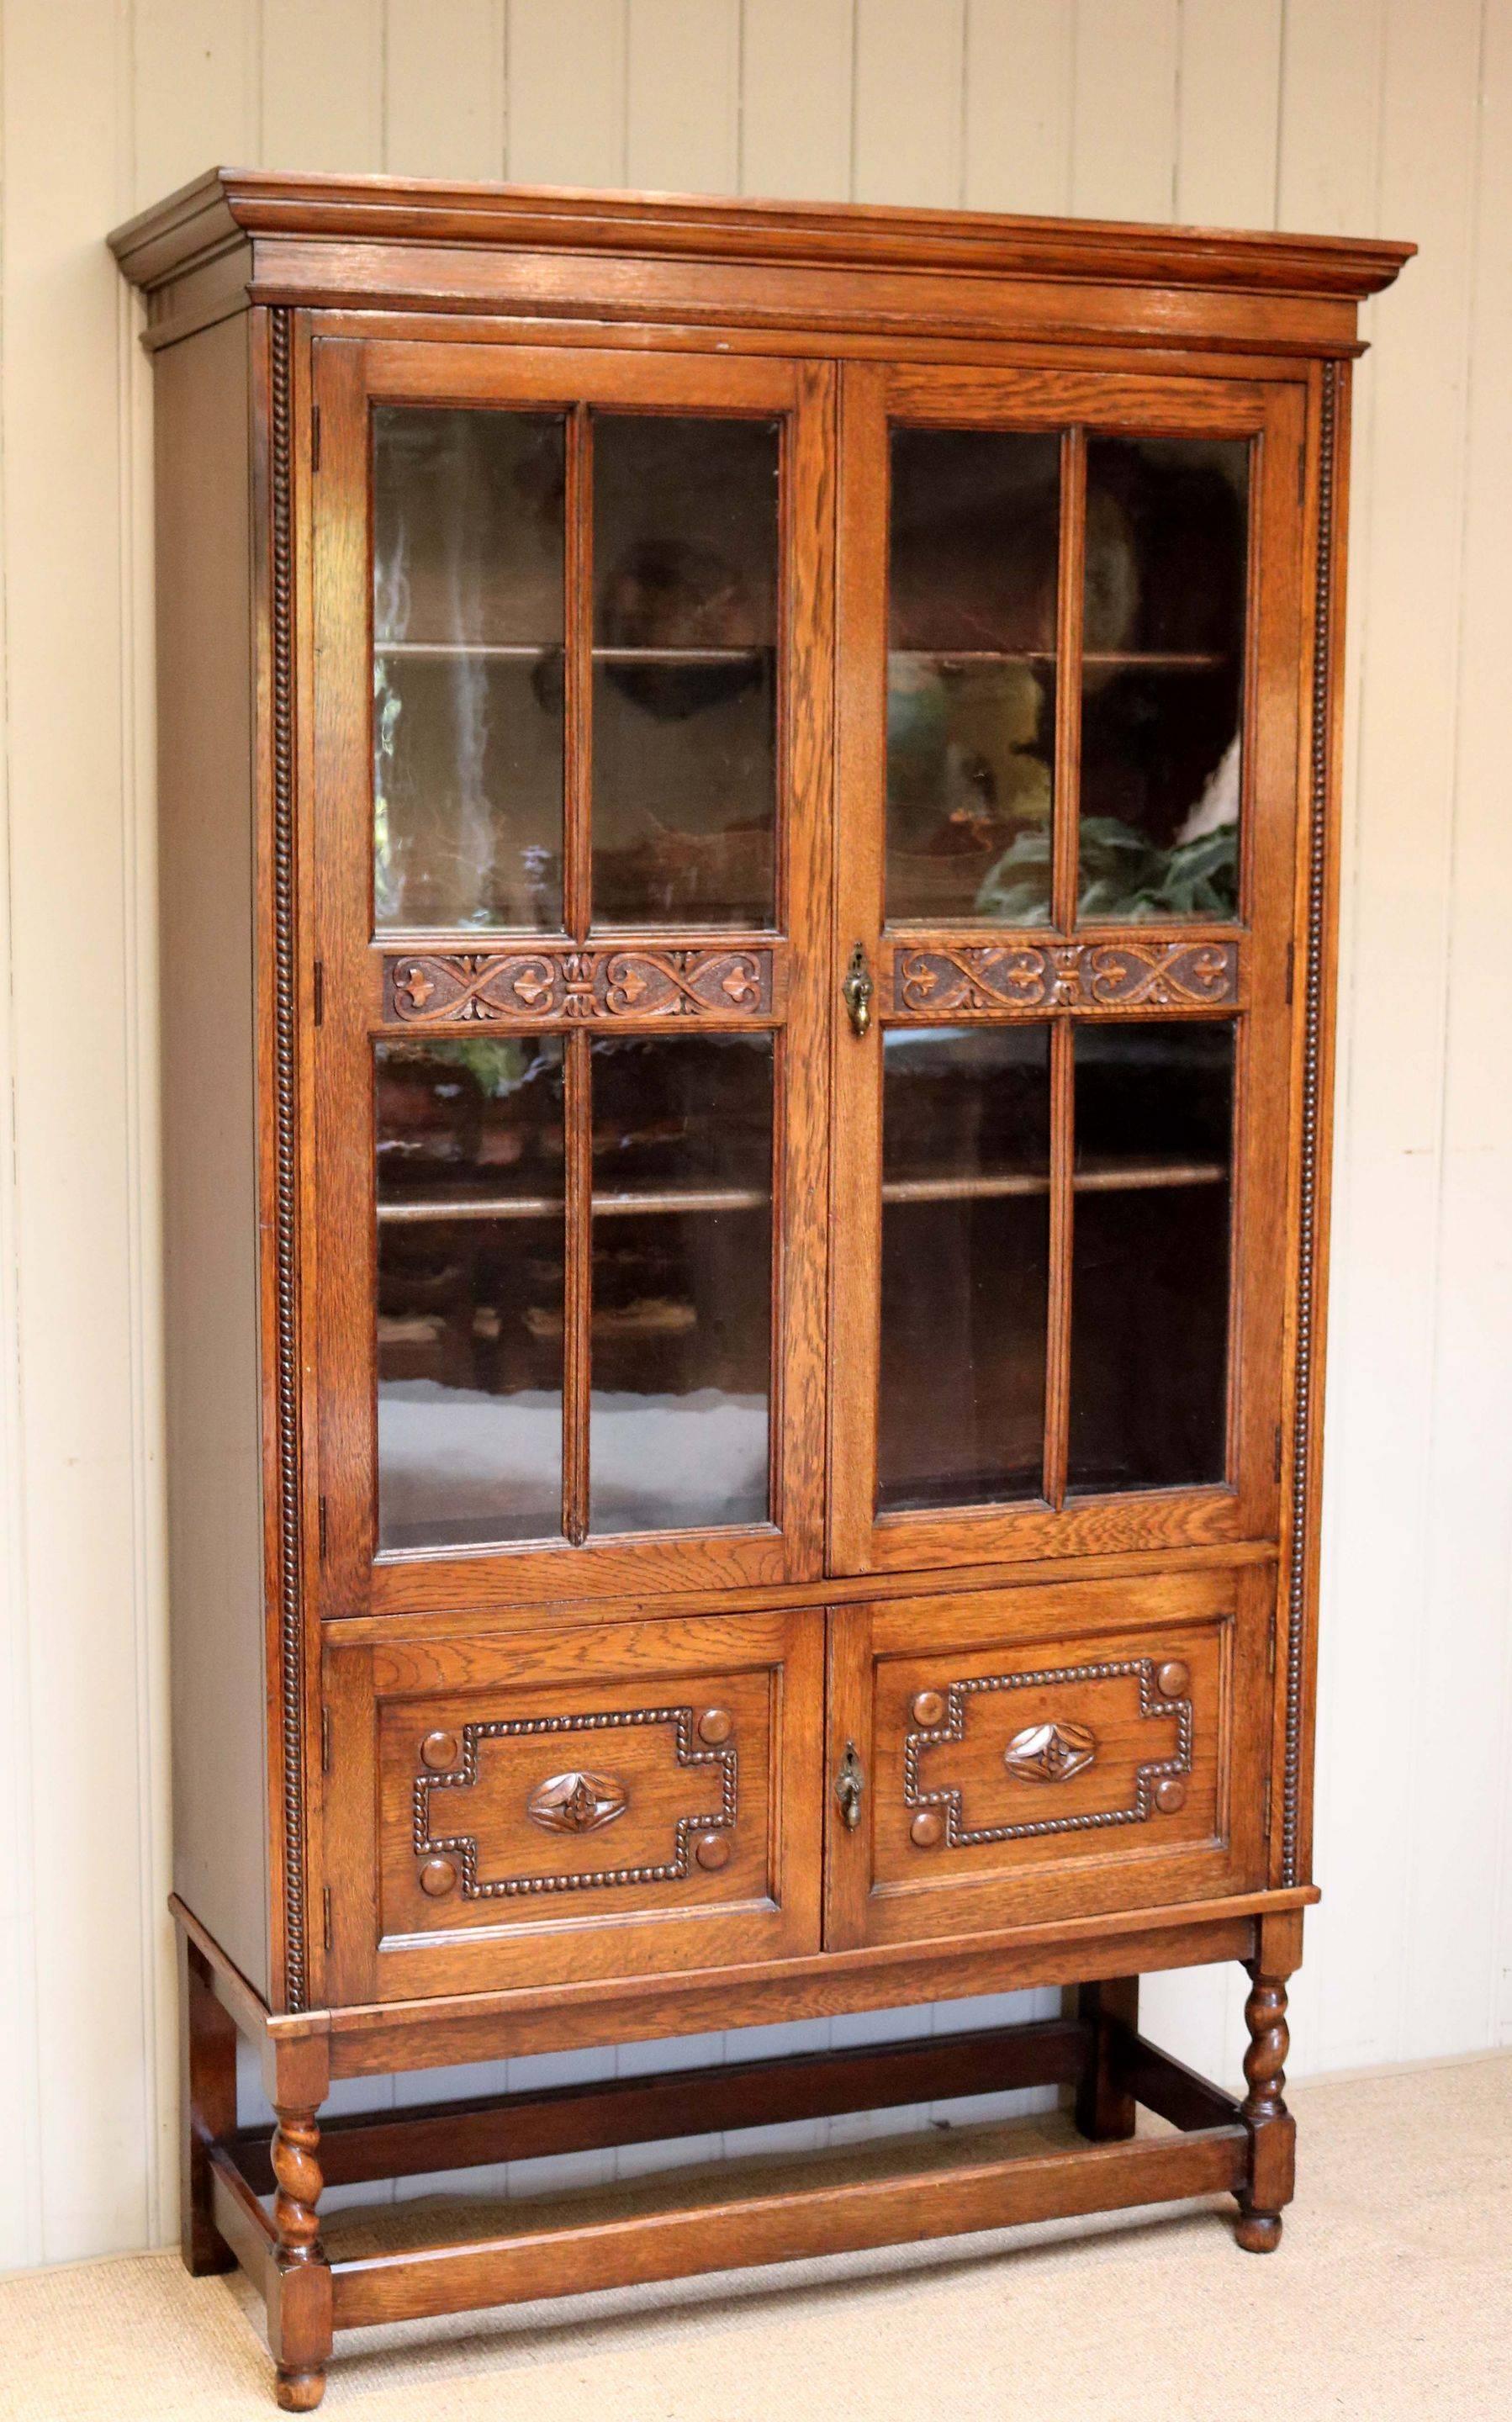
[114,161,1409,2410]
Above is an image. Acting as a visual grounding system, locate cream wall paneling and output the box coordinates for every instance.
[1,0,1509,2268]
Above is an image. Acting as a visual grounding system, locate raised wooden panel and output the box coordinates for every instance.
[825,1568,1269,1950]
[325,1609,823,1998]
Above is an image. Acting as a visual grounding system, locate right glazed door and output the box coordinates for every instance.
[829,362,1307,1576]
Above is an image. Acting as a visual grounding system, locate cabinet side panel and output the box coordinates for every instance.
[155,311,269,1993]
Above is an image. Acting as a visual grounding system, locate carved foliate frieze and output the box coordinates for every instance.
[888,939,1240,1020]
[413,1706,737,1898]
[903,1658,1193,1849]
[383,944,780,1028]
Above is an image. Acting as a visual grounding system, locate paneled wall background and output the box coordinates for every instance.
[1,0,1508,2270]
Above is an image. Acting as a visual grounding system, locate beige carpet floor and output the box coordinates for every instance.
[4,2053,1509,2421]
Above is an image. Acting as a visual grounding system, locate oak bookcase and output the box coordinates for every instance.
[110,171,1409,2408]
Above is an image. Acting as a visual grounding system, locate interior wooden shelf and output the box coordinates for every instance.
[887,647,1229,669]
[376,1162,1226,1224]
[375,639,772,663]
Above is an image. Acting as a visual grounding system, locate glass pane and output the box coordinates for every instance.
[588,1034,772,1534]
[374,408,565,929]
[1068,1022,1234,1494]
[878,1026,1051,1514]
[375,1037,565,1550]
[1079,437,1249,922]
[592,416,778,926]
[887,428,1060,925]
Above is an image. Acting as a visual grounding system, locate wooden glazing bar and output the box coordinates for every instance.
[564,401,592,940]
[1042,1017,1075,1511]
[562,1027,591,1546]
[1052,426,1086,933]
[1110,2026,1244,2135]
[377,1185,772,1223]
[328,2123,1250,2329]
[227,2016,1091,2195]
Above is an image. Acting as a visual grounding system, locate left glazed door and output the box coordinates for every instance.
[309,339,834,1618]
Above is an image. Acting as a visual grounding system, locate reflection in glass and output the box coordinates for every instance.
[1068,1022,1234,1494]
[373,408,565,929]
[886,428,1060,924]
[588,1034,773,1533]
[1079,438,1249,922]
[375,1037,565,1550]
[592,416,778,926]
[878,1026,1051,1513]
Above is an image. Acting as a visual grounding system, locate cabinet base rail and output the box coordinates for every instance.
[185,1925,1297,2412]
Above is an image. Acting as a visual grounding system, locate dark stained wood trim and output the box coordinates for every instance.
[109,169,1414,304]
[1282,361,1339,1888]
[229,2015,1091,2193]
[1110,2023,1242,2133]
[209,2148,276,2289]
[267,306,308,2014]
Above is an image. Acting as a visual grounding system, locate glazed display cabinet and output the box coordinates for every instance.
[110,172,1409,2408]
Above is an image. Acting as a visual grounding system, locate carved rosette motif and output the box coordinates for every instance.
[414,1706,737,1898]
[903,1658,1193,1848]
[889,939,1240,1019]
[1003,1720,1098,1784]
[384,945,777,1027]
[526,1769,629,1835]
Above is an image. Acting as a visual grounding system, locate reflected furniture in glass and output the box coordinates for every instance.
[113,172,1409,2409]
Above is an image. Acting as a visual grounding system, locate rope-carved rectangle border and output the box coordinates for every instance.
[885,938,1241,1020]
[903,1658,1194,1849]
[414,1706,737,1899]
[382,944,784,1028]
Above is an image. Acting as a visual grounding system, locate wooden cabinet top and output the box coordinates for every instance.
[110,167,1413,360]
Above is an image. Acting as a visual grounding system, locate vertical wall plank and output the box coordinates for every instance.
[1407,0,1512,2064]
[507,0,628,186]
[852,0,965,206]
[961,0,1075,214]
[626,0,739,192]
[384,0,506,178]
[1070,0,1180,220]
[132,0,261,200]
[0,0,159,2259]
[261,0,383,169]
[741,0,854,200]
[1295,0,1481,2075]
[1176,0,1282,227]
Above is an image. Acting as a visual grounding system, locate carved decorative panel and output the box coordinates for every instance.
[383,944,781,1028]
[414,1706,737,1897]
[886,939,1240,1020]
[1002,1720,1098,1784]
[526,1769,629,1835]
[903,1658,1192,1848]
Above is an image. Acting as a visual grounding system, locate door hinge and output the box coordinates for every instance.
[1261,1777,1273,1840]
[1273,1423,1283,1483]
[1267,1617,1277,1679]
[310,401,321,472]
[1298,442,1307,506]
[1285,939,1295,1006]
[318,1494,329,1560]
[313,960,325,1026]
[322,1885,332,1951]
[320,1705,331,1774]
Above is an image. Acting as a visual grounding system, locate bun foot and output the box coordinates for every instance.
[275,2365,326,2410]
[1234,2209,1283,2254]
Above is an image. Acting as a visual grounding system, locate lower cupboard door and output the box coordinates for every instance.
[322,1610,823,2001]
[824,1568,1271,1952]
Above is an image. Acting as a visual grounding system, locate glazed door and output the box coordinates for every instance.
[829,362,1306,1574]
[310,340,833,1616]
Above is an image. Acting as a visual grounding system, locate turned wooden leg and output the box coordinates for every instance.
[179,1936,237,2276]
[267,2107,331,2411]
[1234,1963,1294,2252]
[1075,1977,1139,2142]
